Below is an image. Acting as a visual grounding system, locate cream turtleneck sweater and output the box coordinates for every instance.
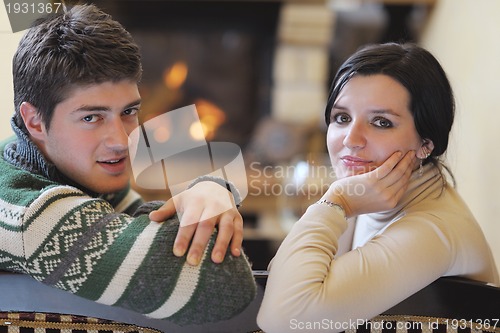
[257,163,499,333]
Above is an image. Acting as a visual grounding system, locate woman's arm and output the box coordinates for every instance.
[258,151,440,332]
[257,204,452,332]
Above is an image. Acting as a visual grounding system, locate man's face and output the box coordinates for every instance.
[41,80,141,194]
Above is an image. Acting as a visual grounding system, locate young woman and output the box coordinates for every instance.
[257,43,499,332]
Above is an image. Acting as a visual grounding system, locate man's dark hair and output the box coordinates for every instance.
[13,4,142,132]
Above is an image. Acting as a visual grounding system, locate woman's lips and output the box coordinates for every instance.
[340,156,373,172]
[340,156,373,168]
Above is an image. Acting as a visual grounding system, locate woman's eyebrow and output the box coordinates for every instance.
[332,104,348,110]
[370,109,402,117]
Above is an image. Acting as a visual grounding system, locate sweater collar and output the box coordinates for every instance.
[3,116,100,197]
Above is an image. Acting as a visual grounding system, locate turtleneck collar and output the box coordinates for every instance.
[363,162,445,224]
[350,163,446,249]
[3,116,100,197]
[4,117,53,178]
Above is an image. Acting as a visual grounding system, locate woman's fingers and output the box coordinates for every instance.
[327,150,416,217]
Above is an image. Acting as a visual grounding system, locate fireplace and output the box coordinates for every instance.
[92,0,281,148]
[88,0,335,270]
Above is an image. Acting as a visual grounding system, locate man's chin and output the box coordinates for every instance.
[87,179,130,195]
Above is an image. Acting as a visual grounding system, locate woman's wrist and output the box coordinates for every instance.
[316,199,346,220]
[322,188,353,219]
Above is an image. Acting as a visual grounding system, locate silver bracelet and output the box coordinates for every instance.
[316,199,346,219]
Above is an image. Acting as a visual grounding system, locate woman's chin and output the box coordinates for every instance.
[336,166,375,178]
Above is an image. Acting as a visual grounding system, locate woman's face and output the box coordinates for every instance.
[327,74,423,179]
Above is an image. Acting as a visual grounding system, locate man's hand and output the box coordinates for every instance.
[148,181,243,266]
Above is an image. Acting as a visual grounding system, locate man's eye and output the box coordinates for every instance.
[123,108,139,116]
[372,117,393,128]
[82,115,99,123]
[333,113,351,124]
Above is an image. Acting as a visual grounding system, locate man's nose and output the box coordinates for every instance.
[104,118,129,151]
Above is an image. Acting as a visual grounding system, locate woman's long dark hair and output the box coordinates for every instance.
[325,43,455,182]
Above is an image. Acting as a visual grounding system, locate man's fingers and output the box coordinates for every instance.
[210,214,237,263]
[149,199,176,222]
[186,218,217,266]
[230,215,243,258]
[178,204,204,227]
[173,206,203,259]
[173,223,197,257]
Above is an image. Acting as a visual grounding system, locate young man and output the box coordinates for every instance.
[0,4,256,325]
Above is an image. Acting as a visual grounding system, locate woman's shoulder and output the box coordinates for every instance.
[412,180,476,222]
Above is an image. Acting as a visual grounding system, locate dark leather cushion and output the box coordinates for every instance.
[383,276,500,321]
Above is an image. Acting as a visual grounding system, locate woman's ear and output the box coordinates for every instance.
[417,138,435,159]
[19,102,47,142]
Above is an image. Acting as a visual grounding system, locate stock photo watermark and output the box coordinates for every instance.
[247,161,369,200]
[128,105,381,225]
[247,161,335,199]
[3,0,64,32]
[289,318,499,331]
[129,105,248,226]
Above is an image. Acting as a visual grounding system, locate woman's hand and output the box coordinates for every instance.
[148,181,243,266]
[324,150,416,218]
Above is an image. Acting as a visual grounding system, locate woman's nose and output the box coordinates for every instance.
[342,121,367,149]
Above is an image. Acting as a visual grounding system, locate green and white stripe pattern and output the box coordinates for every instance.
[0,136,256,325]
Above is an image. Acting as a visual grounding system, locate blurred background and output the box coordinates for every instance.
[1,0,499,274]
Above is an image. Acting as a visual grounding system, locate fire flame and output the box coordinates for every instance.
[160,61,226,141]
[163,62,188,90]
[194,98,226,141]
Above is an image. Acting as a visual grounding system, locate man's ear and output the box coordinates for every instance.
[19,102,47,142]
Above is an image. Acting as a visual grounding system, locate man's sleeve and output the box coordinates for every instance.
[21,186,257,325]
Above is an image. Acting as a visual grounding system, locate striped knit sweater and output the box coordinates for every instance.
[0,124,256,325]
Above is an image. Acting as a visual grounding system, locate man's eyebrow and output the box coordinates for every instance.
[72,99,142,113]
[124,99,142,110]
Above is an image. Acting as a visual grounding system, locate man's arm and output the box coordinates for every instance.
[21,185,256,325]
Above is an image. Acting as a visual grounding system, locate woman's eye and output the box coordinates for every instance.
[372,117,393,128]
[333,113,351,124]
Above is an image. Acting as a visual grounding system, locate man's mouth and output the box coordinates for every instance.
[97,157,128,174]
[98,156,127,164]
[100,159,122,164]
